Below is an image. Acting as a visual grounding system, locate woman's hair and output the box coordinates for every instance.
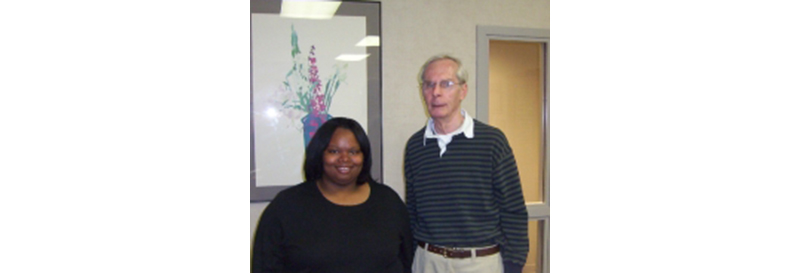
[303,117,375,185]
[418,54,468,85]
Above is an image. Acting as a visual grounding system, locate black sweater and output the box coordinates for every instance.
[252,181,414,273]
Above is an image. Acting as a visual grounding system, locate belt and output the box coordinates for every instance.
[417,241,500,259]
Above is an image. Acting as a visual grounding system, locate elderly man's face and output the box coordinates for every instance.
[421,59,467,122]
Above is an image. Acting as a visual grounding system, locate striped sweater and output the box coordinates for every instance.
[404,120,529,268]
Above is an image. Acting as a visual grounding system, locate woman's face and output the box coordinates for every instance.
[321,128,364,187]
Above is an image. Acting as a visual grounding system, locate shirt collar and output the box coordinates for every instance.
[423,109,474,145]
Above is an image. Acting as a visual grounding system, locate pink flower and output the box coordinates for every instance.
[308,46,326,116]
[282,26,346,120]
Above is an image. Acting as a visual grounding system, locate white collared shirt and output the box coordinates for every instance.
[423,109,475,157]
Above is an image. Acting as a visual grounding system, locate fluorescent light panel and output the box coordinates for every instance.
[335,54,370,62]
[355,36,380,47]
[280,0,342,20]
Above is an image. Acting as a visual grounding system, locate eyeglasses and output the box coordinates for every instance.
[421,79,462,91]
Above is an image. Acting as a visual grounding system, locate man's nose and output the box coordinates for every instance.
[431,85,443,96]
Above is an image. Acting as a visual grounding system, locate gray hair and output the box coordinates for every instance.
[418,54,468,85]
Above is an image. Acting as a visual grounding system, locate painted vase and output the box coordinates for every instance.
[301,113,332,147]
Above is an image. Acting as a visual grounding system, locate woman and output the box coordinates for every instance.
[252,117,414,273]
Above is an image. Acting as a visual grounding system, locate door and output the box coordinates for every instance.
[477,26,549,273]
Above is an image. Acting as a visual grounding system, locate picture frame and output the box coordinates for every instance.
[250,0,382,202]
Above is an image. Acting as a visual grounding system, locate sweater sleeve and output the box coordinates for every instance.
[251,197,286,273]
[403,142,418,244]
[492,137,529,269]
[395,191,416,273]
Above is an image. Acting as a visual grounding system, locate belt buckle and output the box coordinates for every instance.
[441,248,450,257]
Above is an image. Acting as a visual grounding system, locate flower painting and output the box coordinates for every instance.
[252,14,368,187]
[280,25,348,147]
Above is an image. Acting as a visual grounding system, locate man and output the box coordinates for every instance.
[404,55,529,273]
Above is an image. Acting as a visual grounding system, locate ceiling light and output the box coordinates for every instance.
[335,54,370,62]
[355,36,380,47]
[280,0,342,20]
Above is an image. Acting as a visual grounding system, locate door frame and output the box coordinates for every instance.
[476,25,550,273]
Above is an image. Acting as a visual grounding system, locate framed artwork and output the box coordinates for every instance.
[250,0,382,202]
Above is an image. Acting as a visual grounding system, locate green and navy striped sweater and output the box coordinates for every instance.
[404,120,529,268]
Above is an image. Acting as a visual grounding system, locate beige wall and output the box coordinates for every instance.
[251,0,549,240]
